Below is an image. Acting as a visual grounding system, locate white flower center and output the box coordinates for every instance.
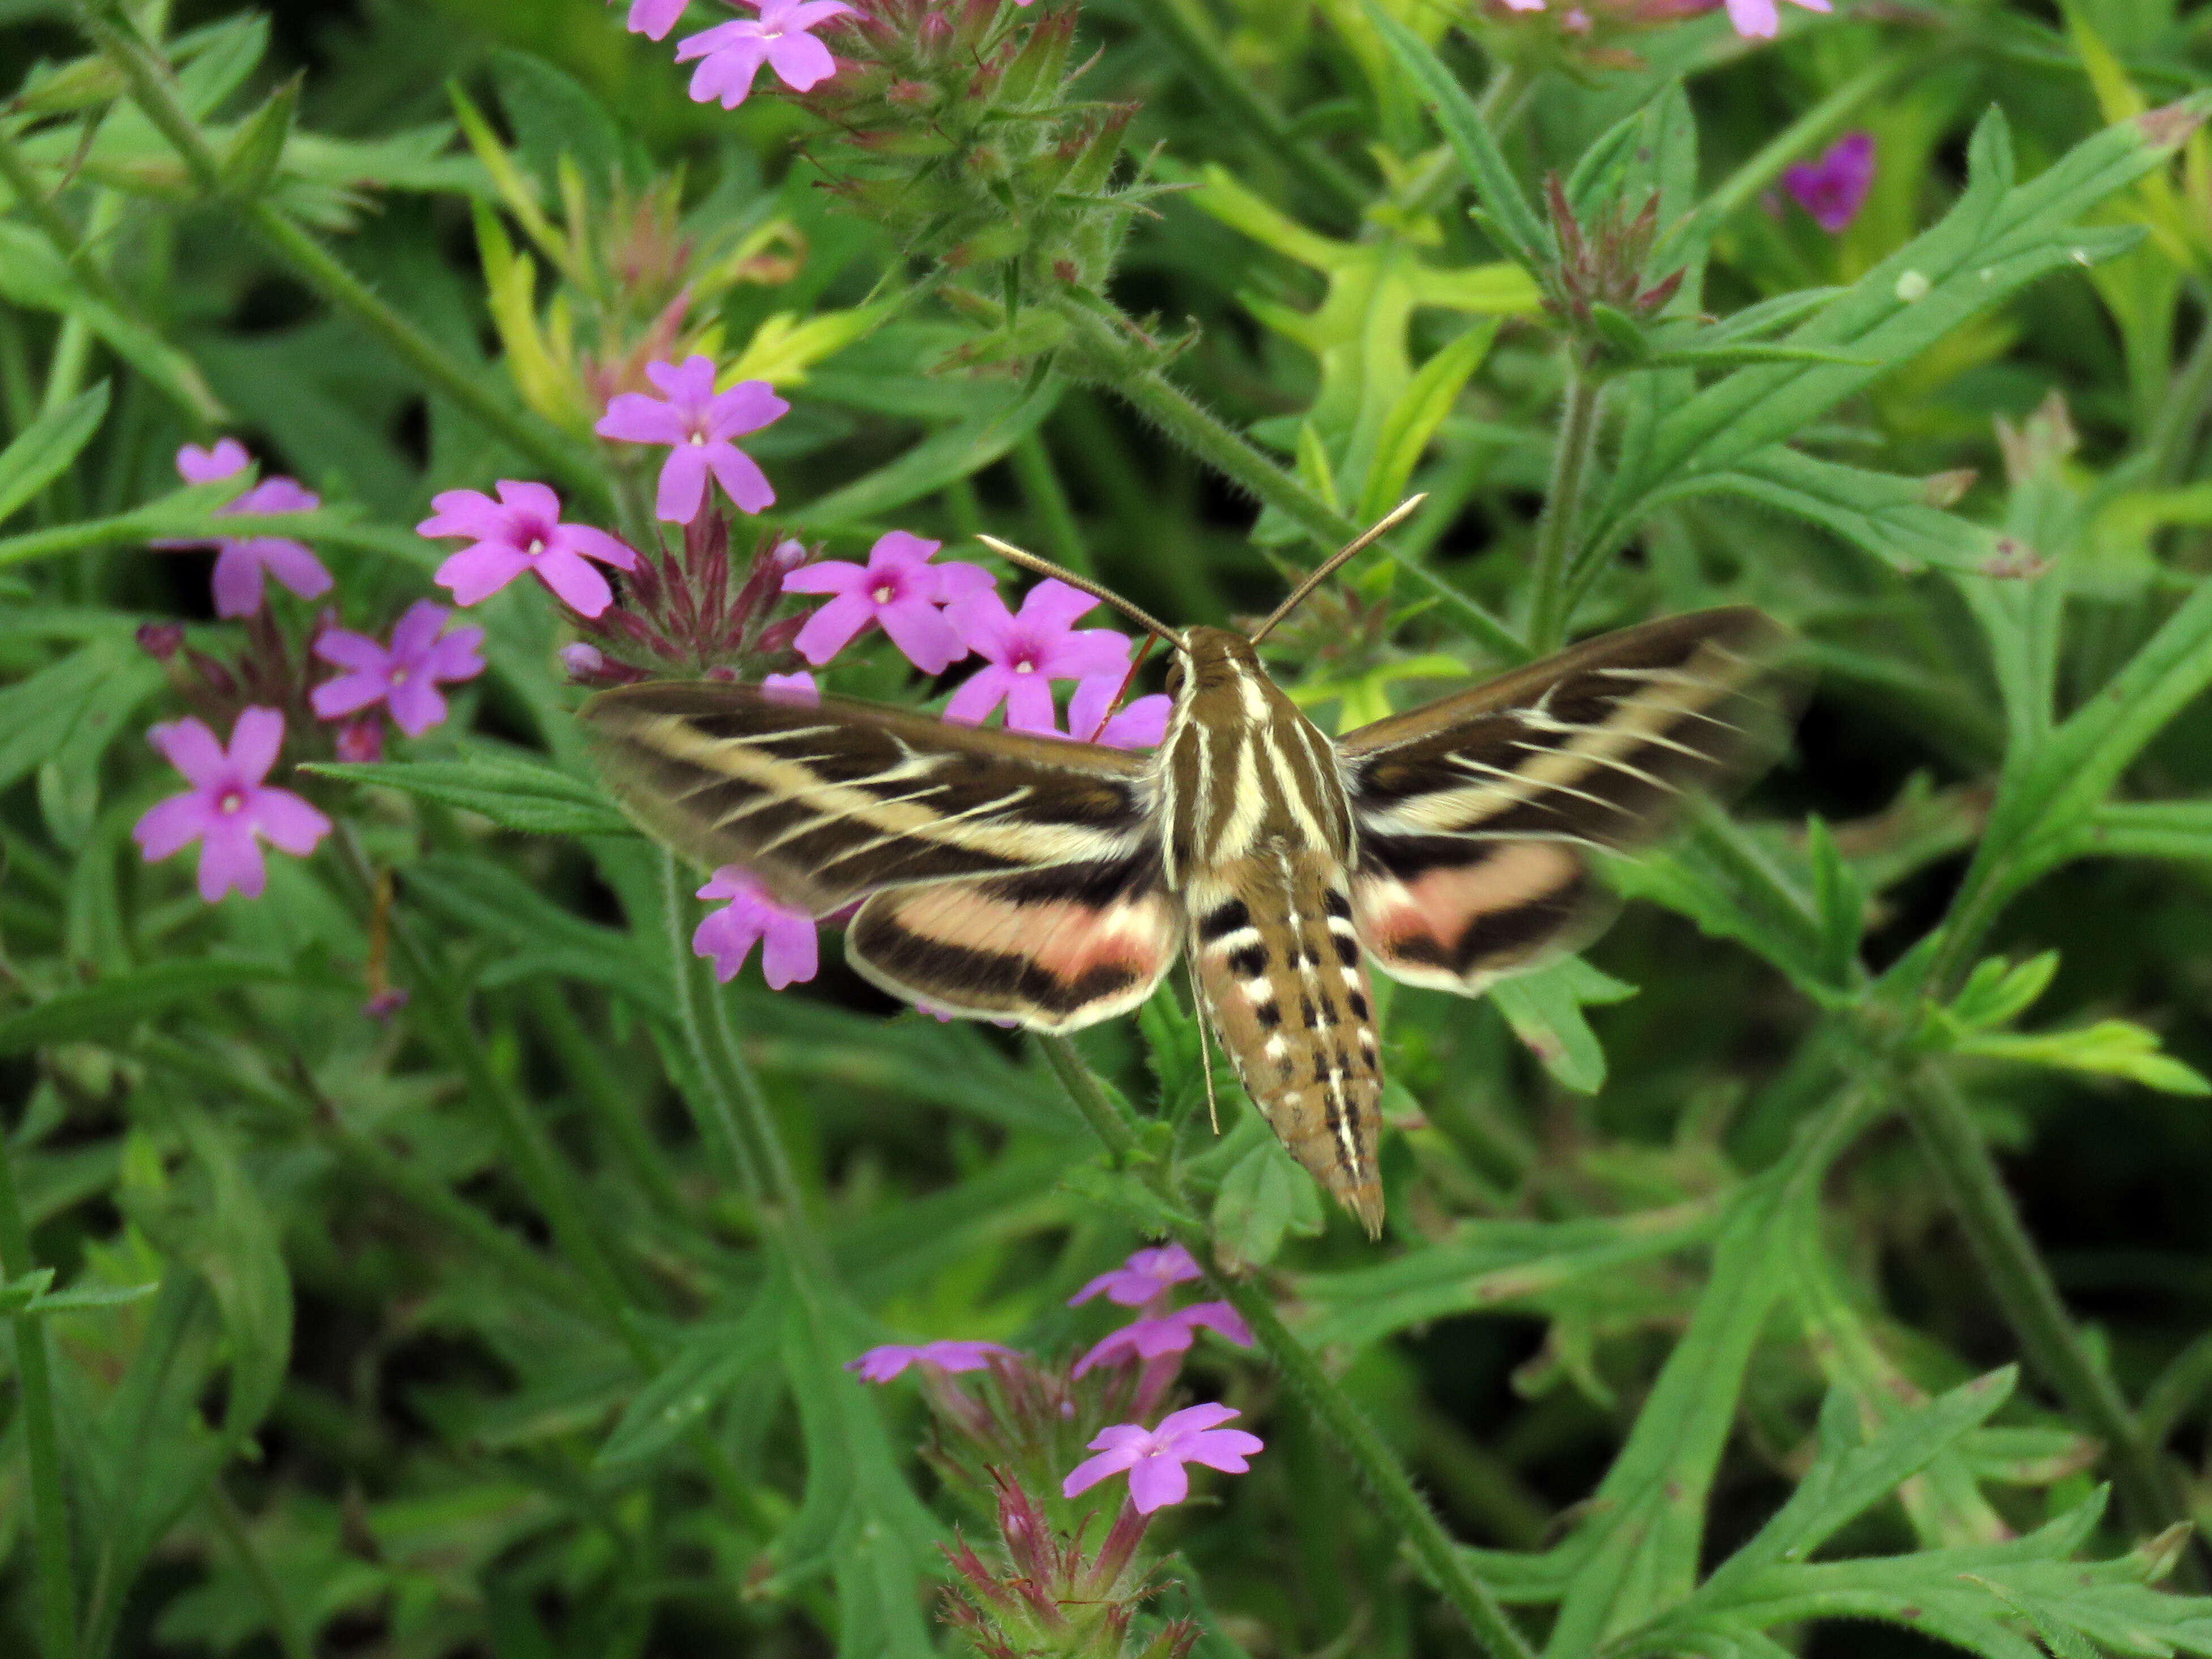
[689,432,707,445]
[872,585,894,604]
[391,668,409,685]
[526,537,546,556]
[217,788,245,815]
[1014,660,1036,674]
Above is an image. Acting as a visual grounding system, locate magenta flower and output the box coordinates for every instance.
[132,708,331,902]
[622,0,688,37]
[694,865,819,988]
[1071,672,1173,751]
[1071,1244,1201,1310]
[418,481,638,619]
[944,580,1132,733]
[1782,131,1875,234]
[311,601,486,738]
[1723,0,1829,37]
[595,357,788,523]
[674,0,854,108]
[846,1339,1017,1382]
[782,531,994,674]
[1062,1403,1264,1514]
[153,440,332,619]
[1072,1303,1253,1378]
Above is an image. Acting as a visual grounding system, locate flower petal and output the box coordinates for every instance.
[209,544,266,618]
[532,549,617,618]
[195,822,267,902]
[1125,1454,1190,1514]
[765,29,836,91]
[418,488,508,541]
[148,717,227,784]
[386,676,450,738]
[227,707,286,785]
[876,599,964,676]
[707,380,789,440]
[791,590,878,665]
[655,445,713,524]
[597,391,691,447]
[1061,1445,1141,1499]
[943,667,1011,725]
[759,911,820,990]
[310,671,388,722]
[177,439,250,484]
[250,539,334,602]
[704,443,776,515]
[133,792,209,862]
[437,545,533,607]
[251,787,332,856]
[314,627,390,674]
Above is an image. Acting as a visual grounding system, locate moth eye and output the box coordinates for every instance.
[1165,663,1186,697]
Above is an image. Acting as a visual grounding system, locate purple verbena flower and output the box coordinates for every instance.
[944,580,1131,733]
[1724,0,1829,36]
[1782,131,1875,234]
[674,0,854,108]
[132,707,331,902]
[781,530,994,674]
[694,865,819,988]
[846,1339,1018,1382]
[418,481,639,619]
[595,356,788,524]
[761,670,818,699]
[153,440,332,619]
[1071,672,1173,750]
[1071,1302,1253,1378]
[622,0,688,37]
[1070,1244,1201,1309]
[310,601,486,738]
[1062,1403,1264,1514]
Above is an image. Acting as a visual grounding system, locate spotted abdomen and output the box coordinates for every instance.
[1192,850,1383,1236]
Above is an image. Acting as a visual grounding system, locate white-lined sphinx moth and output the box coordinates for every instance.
[581,517,1789,1234]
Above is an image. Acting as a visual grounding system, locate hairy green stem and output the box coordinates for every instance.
[1052,297,1527,658]
[0,1138,78,1659]
[1037,1035,1539,1659]
[1525,352,1601,654]
[1901,1068,2184,1542]
[1122,0,1367,219]
[661,848,768,1204]
[74,0,603,503]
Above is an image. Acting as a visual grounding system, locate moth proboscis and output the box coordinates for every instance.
[581,504,1794,1236]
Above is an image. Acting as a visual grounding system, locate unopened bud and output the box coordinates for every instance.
[335,717,384,764]
[136,621,184,662]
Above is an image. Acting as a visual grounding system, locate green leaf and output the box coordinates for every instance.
[1488,956,1637,1094]
[217,73,298,198]
[777,1257,942,1659]
[1364,3,1547,271]
[0,380,109,524]
[1362,319,1499,520]
[1212,1138,1324,1270]
[2077,799,2212,864]
[1591,97,2210,558]
[489,48,634,204]
[789,378,1062,530]
[0,959,304,1055]
[598,1290,783,1469]
[1945,951,2060,1035]
[1958,1019,2212,1095]
[1804,817,1865,988]
[1700,1370,2016,1591]
[1650,447,1997,575]
[1294,1198,1718,1351]
[306,749,634,839]
[0,1270,159,1316]
[0,223,223,423]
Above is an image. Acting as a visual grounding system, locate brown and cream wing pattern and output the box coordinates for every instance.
[579,681,1160,914]
[1335,608,1790,994]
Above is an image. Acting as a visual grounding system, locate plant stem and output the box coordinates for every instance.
[1901,1068,2184,1542]
[1037,1035,1539,1659]
[1052,297,1527,658]
[1122,0,1367,220]
[1525,350,1600,654]
[205,1483,312,1659]
[660,849,767,1203]
[0,1138,78,1659]
[73,0,604,504]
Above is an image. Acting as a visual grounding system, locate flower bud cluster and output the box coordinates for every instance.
[1538,175,1685,340]
[797,1,1150,360]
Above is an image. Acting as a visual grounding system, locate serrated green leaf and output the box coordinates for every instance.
[1947,952,2060,1035]
[1650,446,1997,575]
[0,959,305,1055]
[1959,1019,2212,1095]
[598,1290,782,1468]
[1488,956,1637,1094]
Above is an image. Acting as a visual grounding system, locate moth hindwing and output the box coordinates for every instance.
[580,605,1791,1236]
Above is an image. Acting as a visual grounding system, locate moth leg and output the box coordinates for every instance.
[1185,949,1221,1135]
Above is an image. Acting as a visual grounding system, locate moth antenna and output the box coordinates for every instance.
[975,534,1188,651]
[1246,494,1427,646]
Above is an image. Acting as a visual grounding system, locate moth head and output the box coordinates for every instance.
[1177,625,1263,691]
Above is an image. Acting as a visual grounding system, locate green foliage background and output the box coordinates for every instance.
[8,1,2212,1656]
